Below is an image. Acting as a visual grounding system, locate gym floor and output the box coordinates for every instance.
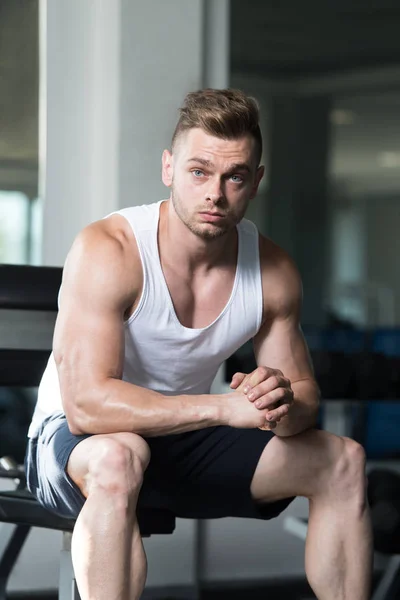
[9,579,316,599]
[9,571,387,599]
[7,583,315,599]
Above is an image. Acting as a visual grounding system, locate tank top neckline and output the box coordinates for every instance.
[153,200,242,333]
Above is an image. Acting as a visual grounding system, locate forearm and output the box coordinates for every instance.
[66,377,224,436]
[273,378,320,437]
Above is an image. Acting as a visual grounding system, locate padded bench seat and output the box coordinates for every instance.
[0,487,175,536]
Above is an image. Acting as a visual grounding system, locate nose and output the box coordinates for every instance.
[205,176,224,203]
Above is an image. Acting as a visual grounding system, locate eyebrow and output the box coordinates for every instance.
[187,157,252,173]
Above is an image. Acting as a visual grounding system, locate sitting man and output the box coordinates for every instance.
[25,88,372,600]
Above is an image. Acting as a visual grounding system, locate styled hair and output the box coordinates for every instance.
[171,88,263,165]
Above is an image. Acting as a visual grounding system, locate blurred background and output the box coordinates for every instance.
[0,0,399,598]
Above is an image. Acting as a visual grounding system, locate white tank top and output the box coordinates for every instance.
[28,201,263,437]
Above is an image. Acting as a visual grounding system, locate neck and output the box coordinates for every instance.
[159,199,237,273]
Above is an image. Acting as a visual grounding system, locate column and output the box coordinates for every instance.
[40,0,121,266]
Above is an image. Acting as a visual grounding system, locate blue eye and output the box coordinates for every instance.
[193,169,204,177]
[231,175,243,183]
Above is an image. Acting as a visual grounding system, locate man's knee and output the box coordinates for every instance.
[327,437,367,505]
[71,434,150,498]
[111,432,151,472]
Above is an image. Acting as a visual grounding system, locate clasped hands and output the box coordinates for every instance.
[230,366,294,430]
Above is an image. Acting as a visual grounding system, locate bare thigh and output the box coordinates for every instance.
[67,432,150,497]
[251,428,366,503]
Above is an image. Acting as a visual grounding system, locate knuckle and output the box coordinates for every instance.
[259,366,269,378]
[270,375,280,388]
[276,387,286,399]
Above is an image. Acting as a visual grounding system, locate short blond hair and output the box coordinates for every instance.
[172,88,262,165]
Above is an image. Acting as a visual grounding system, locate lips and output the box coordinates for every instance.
[200,211,224,217]
[199,211,226,223]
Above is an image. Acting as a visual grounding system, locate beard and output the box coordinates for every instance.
[170,184,246,240]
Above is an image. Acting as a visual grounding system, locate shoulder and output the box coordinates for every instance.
[72,213,138,261]
[258,233,303,322]
[61,214,142,309]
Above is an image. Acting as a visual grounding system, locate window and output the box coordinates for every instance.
[0,191,31,264]
[0,0,39,266]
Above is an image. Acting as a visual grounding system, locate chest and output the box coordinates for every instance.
[161,264,237,329]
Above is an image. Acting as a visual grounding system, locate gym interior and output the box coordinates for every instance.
[0,1,400,598]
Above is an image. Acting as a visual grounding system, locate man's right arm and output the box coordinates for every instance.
[54,218,268,436]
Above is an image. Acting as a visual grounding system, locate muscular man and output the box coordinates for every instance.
[25,88,372,600]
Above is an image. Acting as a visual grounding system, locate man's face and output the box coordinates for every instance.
[162,128,264,240]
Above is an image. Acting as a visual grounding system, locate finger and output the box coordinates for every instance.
[258,419,277,431]
[247,376,289,402]
[253,387,293,410]
[229,372,246,389]
[236,374,254,393]
[246,366,281,389]
[264,403,290,423]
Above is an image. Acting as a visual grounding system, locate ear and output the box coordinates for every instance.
[162,150,174,187]
[249,165,265,200]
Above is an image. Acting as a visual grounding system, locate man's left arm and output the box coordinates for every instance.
[248,257,320,437]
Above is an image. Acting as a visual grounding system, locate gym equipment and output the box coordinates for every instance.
[303,326,364,400]
[368,469,400,555]
[0,264,176,600]
[0,388,32,463]
[355,329,400,458]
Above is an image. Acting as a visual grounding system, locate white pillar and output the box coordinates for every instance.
[40,0,121,266]
[203,0,230,89]
[40,0,230,266]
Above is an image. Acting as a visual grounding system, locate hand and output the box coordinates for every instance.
[230,367,294,429]
[223,390,273,430]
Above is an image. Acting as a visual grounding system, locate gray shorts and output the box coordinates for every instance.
[25,412,295,521]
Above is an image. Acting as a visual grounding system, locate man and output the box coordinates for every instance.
[25,88,372,600]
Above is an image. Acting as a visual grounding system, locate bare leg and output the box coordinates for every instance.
[67,432,150,600]
[129,521,148,599]
[251,429,373,600]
